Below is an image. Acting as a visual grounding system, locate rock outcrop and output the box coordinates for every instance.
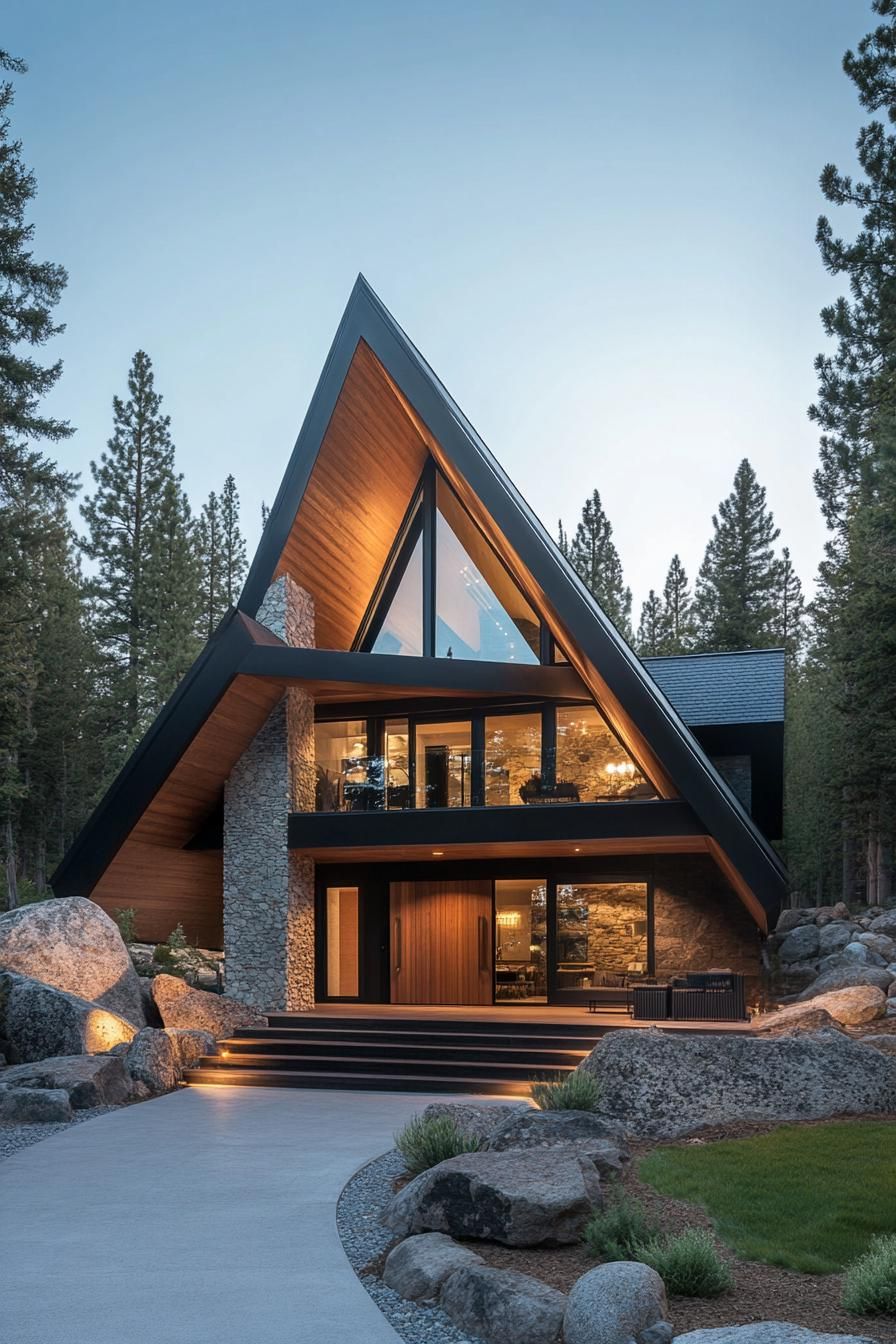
[383,1148,602,1246]
[421,1100,530,1141]
[150,975,263,1038]
[484,1108,629,1174]
[1,1053,132,1107]
[754,985,886,1031]
[0,897,146,1027]
[123,1028,181,1095]
[576,1027,896,1138]
[0,1086,73,1123]
[796,966,894,1000]
[0,972,136,1063]
[674,1327,877,1344]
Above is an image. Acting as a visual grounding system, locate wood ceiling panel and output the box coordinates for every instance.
[274,341,428,650]
[298,836,710,864]
[131,675,284,848]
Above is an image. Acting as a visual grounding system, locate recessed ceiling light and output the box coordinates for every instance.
[432,850,444,856]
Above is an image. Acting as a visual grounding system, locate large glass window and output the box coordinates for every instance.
[384,718,411,810]
[555,882,649,991]
[371,532,424,657]
[314,720,371,812]
[415,720,473,808]
[485,712,542,806]
[494,879,547,1002]
[435,480,540,664]
[554,705,654,802]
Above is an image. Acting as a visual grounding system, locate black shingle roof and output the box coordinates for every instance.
[642,649,785,726]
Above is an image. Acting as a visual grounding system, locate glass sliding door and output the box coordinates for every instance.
[494,878,547,1001]
[414,720,473,808]
[554,881,649,995]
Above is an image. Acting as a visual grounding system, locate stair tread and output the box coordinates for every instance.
[201,1052,577,1072]
[185,1065,532,1088]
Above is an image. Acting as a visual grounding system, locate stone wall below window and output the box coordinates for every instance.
[653,854,761,999]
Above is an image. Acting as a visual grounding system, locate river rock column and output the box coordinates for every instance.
[223,575,316,1012]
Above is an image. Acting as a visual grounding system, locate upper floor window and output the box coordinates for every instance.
[555,705,654,802]
[371,532,423,657]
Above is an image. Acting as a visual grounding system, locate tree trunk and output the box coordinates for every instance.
[5,818,18,911]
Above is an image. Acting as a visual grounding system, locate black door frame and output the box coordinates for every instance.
[314,860,654,1007]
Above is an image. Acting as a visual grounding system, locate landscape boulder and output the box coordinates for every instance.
[382,1232,483,1302]
[855,931,896,961]
[123,1028,181,1094]
[563,1261,669,1344]
[817,922,856,956]
[484,1108,629,1174]
[150,975,263,1038]
[383,1148,602,1246]
[0,972,136,1063]
[752,1005,843,1036]
[857,1033,896,1055]
[421,1100,530,1142]
[775,909,810,935]
[575,1026,896,1139]
[870,912,896,940]
[166,1028,217,1069]
[674,1326,877,1344]
[1,1052,132,1107]
[841,941,886,967]
[796,965,894,1000]
[440,1263,566,1344]
[778,925,819,964]
[755,985,885,1031]
[0,896,146,1027]
[0,1086,73,1123]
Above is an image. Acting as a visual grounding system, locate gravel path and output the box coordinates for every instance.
[337,1149,486,1344]
[0,1105,121,1163]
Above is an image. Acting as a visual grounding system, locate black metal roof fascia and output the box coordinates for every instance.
[241,276,785,919]
[289,798,703,851]
[238,645,588,698]
[50,609,256,898]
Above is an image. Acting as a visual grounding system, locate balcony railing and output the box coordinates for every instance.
[313,749,657,814]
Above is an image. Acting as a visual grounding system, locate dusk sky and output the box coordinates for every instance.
[5,0,869,614]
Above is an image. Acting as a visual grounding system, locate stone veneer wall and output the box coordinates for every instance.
[223,575,316,1012]
[652,854,762,999]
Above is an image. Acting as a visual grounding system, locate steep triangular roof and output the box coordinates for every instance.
[239,275,786,924]
[54,277,786,930]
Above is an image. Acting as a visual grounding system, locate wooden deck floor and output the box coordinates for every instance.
[301,1002,753,1031]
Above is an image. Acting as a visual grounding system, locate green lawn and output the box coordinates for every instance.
[638,1121,896,1274]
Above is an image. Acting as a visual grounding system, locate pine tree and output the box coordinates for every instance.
[695,460,782,651]
[775,547,806,663]
[636,590,663,655]
[566,489,632,636]
[658,554,696,653]
[143,478,202,708]
[557,519,569,559]
[798,0,896,902]
[197,490,223,637]
[0,53,75,907]
[219,474,247,608]
[81,351,176,756]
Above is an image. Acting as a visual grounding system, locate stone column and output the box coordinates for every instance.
[223,575,316,1011]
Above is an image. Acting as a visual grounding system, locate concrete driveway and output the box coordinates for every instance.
[0,1084,475,1344]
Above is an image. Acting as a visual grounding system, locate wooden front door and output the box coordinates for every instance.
[390,881,492,1005]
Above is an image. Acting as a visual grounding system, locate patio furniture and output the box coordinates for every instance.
[668,972,748,1021]
[631,983,670,1020]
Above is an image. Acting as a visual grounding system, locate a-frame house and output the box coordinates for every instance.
[53,277,786,1022]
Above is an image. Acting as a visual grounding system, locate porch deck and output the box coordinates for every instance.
[299,1002,755,1031]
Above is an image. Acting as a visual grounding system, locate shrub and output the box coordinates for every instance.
[395,1114,482,1177]
[843,1235,896,1316]
[530,1069,601,1112]
[635,1228,733,1297]
[152,941,176,967]
[115,907,137,944]
[583,1192,657,1260]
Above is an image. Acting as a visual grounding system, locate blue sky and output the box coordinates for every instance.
[5,0,869,613]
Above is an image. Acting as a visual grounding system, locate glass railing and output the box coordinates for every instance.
[312,750,657,813]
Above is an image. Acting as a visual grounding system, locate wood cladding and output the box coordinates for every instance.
[390,880,493,1005]
[92,844,223,948]
[274,341,428,650]
[92,674,284,950]
[298,835,710,865]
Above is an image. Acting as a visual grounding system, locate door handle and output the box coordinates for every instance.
[393,917,402,974]
[478,915,489,974]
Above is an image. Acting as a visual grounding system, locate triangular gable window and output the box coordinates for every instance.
[360,465,541,663]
